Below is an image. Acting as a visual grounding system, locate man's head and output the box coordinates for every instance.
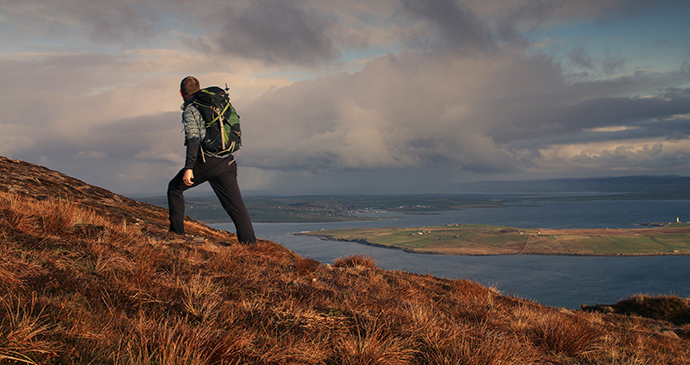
[180,76,200,100]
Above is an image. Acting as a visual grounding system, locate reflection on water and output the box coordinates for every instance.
[211,200,690,309]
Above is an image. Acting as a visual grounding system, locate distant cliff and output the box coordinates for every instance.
[1,156,689,364]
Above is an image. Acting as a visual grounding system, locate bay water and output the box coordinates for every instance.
[210,199,690,309]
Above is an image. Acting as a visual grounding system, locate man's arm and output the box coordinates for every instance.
[184,137,200,170]
[182,137,200,186]
[179,103,204,185]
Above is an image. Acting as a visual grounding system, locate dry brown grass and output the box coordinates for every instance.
[333,254,377,269]
[1,190,690,364]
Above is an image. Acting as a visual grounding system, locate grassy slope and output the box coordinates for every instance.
[1,157,690,364]
[305,224,690,255]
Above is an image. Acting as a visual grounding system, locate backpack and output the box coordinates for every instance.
[192,86,241,155]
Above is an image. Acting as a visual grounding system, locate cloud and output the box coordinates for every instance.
[0,42,306,194]
[0,0,157,45]
[539,138,690,174]
[0,50,182,191]
[472,0,656,29]
[0,131,34,158]
[237,48,690,177]
[601,50,626,75]
[241,50,556,173]
[400,0,496,53]
[2,0,689,195]
[569,45,595,69]
[192,0,346,66]
[74,150,107,160]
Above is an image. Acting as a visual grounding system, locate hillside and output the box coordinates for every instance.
[1,156,689,364]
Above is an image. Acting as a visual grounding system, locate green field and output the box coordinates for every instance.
[301,223,690,256]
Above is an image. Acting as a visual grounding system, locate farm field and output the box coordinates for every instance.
[302,223,690,256]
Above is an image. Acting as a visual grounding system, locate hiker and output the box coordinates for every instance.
[167,76,256,244]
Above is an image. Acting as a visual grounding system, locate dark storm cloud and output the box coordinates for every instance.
[491,84,690,146]
[401,0,496,52]
[502,115,690,153]
[490,84,690,171]
[510,88,690,135]
[198,0,341,66]
[564,92,690,130]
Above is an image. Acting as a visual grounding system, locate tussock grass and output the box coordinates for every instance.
[1,190,690,364]
[527,311,602,357]
[333,254,377,269]
[0,293,60,363]
[612,295,690,325]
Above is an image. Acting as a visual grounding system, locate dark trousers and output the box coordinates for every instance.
[167,156,256,244]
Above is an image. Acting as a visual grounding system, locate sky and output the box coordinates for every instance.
[1,0,689,196]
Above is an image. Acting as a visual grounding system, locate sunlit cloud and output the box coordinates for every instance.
[539,138,690,171]
[586,126,640,132]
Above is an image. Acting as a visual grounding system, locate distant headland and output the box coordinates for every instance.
[301,223,690,256]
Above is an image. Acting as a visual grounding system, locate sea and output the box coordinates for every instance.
[210,198,690,309]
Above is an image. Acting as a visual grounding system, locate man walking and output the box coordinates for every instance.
[167,76,256,244]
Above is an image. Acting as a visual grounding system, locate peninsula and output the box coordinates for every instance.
[301,223,690,256]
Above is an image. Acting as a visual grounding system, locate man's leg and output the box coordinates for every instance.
[167,169,190,234]
[208,161,256,244]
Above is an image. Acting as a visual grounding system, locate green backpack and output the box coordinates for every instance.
[192,86,241,154]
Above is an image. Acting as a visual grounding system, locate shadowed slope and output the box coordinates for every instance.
[1,156,689,364]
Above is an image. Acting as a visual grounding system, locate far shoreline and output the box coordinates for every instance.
[298,233,690,257]
[297,223,690,257]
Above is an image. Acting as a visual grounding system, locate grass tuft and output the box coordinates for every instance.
[333,254,377,269]
[295,257,321,275]
[613,294,690,325]
[336,316,416,365]
[0,293,60,363]
[528,311,603,357]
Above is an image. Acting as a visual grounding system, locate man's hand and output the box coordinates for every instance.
[183,169,194,186]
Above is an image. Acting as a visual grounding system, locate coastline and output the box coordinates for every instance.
[298,223,690,256]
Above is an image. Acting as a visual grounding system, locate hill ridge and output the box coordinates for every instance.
[0,156,233,243]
